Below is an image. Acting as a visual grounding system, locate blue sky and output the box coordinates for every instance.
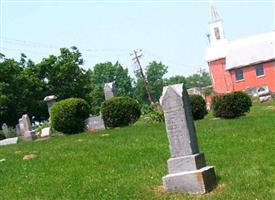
[0,0,274,77]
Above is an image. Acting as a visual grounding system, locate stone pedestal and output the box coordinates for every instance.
[43,95,57,114]
[163,166,216,194]
[160,84,216,194]
[104,82,115,100]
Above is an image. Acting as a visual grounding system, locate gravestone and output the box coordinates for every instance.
[0,137,18,146]
[41,127,51,138]
[104,82,115,100]
[15,124,20,136]
[85,116,105,131]
[43,95,57,113]
[18,114,35,140]
[160,83,216,194]
[1,123,9,137]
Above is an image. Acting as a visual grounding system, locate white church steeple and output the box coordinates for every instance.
[209,0,225,44]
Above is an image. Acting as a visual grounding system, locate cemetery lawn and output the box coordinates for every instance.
[0,103,274,200]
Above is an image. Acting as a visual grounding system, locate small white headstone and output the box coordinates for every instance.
[0,137,18,146]
[41,127,51,138]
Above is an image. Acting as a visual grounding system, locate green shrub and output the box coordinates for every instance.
[212,91,252,119]
[144,110,164,124]
[101,97,141,128]
[50,98,90,134]
[189,94,208,120]
[141,104,155,115]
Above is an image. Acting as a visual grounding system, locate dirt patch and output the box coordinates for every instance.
[15,150,21,154]
[151,185,165,197]
[266,106,275,111]
[23,154,37,160]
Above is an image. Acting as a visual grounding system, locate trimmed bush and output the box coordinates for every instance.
[50,98,90,134]
[212,91,252,119]
[189,94,208,120]
[101,97,141,128]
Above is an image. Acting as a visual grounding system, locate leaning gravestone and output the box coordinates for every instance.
[160,83,216,194]
[104,82,115,100]
[85,116,105,131]
[0,137,18,146]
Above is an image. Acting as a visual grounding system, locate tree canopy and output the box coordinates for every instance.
[0,47,212,126]
[89,62,133,115]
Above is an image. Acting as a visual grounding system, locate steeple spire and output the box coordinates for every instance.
[210,0,220,22]
[208,0,226,44]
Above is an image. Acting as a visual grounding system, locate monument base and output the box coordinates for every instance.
[168,153,206,174]
[163,166,216,194]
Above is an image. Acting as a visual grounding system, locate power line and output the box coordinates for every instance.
[1,36,130,53]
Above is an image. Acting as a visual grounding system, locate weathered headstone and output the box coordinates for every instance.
[1,123,9,137]
[22,114,31,132]
[19,118,25,136]
[104,82,115,100]
[41,127,51,138]
[18,114,35,140]
[85,116,105,131]
[160,83,216,194]
[43,95,57,113]
[16,124,20,136]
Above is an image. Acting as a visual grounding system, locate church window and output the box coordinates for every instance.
[235,69,244,81]
[255,64,264,77]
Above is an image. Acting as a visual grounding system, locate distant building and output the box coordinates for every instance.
[206,1,275,95]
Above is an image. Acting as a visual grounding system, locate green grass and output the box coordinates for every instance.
[0,102,274,200]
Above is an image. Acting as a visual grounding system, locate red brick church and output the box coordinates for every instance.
[206,1,275,96]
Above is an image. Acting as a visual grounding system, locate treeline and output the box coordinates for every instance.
[0,47,211,126]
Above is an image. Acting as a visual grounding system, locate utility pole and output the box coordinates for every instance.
[131,49,153,104]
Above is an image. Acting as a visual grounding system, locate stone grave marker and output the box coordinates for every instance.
[159,83,216,194]
[0,137,18,146]
[18,114,35,140]
[104,82,115,100]
[15,124,20,136]
[41,127,51,138]
[1,123,9,137]
[85,116,105,131]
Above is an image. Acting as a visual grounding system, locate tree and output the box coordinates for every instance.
[0,48,93,126]
[0,54,48,126]
[89,62,133,115]
[34,47,91,101]
[185,70,211,88]
[164,75,187,86]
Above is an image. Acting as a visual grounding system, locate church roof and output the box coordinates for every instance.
[206,31,275,70]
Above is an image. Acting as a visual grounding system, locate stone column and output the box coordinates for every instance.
[43,95,57,114]
[160,83,216,194]
[104,82,115,100]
